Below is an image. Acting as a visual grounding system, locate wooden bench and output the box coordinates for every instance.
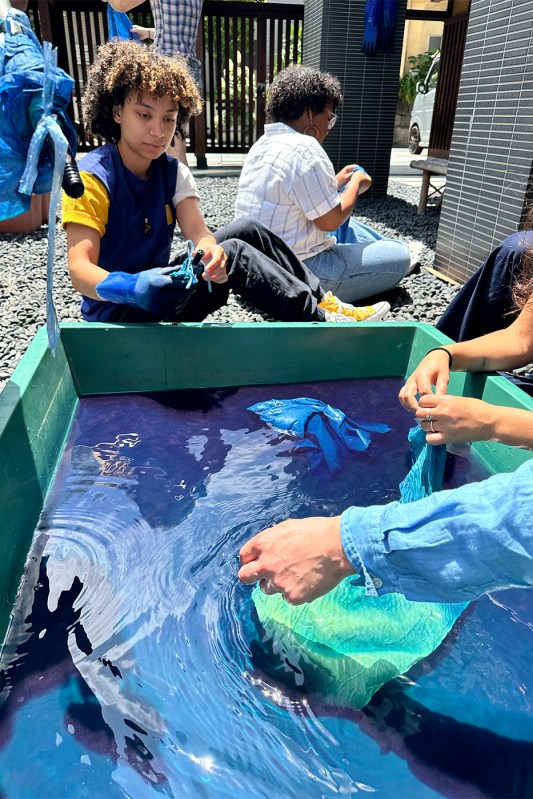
[410,156,449,215]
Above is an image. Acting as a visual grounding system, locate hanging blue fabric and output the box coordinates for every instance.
[248,397,390,473]
[0,8,76,221]
[379,0,398,54]
[106,5,139,41]
[399,423,446,502]
[0,8,77,354]
[361,0,381,56]
[361,0,398,56]
[19,42,69,353]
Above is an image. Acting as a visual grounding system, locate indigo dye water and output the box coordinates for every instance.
[0,378,532,798]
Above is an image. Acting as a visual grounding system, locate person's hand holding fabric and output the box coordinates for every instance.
[415,394,504,445]
[96,266,193,317]
[399,348,452,412]
[238,516,355,605]
[130,24,153,40]
[201,244,229,284]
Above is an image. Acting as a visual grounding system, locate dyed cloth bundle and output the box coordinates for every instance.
[251,401,467,709]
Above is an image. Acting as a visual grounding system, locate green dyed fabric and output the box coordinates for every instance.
[254,581,464,709]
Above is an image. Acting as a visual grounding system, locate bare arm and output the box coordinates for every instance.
[400,299,533,411]
[105,0,144,11]
[66,223,108,299]
[314,169,372,232]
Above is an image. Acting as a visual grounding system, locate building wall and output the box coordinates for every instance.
[303,0,407,197]
[435,0,533,283]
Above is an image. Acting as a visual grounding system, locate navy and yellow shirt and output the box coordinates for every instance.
[62,143,199,322]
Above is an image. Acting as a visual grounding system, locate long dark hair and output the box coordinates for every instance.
[514,205,533,310]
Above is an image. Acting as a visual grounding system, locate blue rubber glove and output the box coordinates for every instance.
[96,267,194,319]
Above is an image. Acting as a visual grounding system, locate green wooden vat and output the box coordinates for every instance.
[1,321,532,648]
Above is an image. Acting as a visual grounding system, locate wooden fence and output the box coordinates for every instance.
[26,0,304,161]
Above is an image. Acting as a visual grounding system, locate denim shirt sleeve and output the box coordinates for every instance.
[340,459,533,604]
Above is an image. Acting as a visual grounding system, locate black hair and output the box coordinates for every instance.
[265,64,342,123]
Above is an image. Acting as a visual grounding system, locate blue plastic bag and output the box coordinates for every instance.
[106,5,139,41]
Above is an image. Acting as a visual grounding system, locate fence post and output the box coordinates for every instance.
[193,20,207,169]
[37,0,52,42]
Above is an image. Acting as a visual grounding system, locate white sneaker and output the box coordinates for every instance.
[319,291,390,322]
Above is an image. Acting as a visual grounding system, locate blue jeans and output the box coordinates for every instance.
[303,217,410,303]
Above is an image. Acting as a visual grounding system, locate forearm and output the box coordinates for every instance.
[314,174,367,232]
[340,459,533,603]
[69,260,109,300]
[106,0,143,11]
[490,406,533,449]
[447,304,533,373]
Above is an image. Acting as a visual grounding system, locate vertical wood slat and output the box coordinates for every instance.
[428,11,469,158]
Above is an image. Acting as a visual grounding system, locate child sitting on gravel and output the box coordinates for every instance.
[62,40,390,325]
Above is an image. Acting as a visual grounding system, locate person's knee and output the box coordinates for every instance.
[216,217,268,244]
[364,241,410,275]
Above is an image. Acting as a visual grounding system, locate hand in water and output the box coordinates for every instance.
[238,516,354,605]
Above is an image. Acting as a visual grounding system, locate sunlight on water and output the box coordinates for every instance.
[0,379,532,799]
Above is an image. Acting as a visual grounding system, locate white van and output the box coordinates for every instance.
[408,54,440,154]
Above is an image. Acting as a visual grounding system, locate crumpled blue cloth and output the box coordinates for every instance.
[361,0,398,56]
[0,9,76,221]
[106,5,139,41]
[248,397,390,473]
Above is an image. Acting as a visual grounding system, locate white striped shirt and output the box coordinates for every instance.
[235,123,338,259]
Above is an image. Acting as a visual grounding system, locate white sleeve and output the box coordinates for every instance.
[172,164,201,207]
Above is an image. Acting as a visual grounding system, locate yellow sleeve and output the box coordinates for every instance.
[62,172,110,237]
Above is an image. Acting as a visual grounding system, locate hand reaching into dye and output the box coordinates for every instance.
[415,393,499,445]
[96,266,192,319]
[238,516,355,605]
[399,349,453,412]
[199,244,229,284]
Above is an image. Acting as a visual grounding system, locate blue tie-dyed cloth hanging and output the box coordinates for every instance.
[361,0,398,56]
[251,401,467,709]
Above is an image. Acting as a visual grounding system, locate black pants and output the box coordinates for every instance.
[109,220,326,323]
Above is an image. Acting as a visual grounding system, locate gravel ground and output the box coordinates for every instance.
[0,178,458,394]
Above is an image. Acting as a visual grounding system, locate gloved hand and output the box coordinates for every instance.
[96,267,194,319]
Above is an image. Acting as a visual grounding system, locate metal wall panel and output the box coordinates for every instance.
[302,0,407,197]
[435,0,533,283]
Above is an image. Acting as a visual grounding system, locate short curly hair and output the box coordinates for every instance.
[265,64,342,123]
[82,40,202,143]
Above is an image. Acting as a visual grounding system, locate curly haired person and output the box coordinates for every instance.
[235,64,412,305]
[62,40,390,325]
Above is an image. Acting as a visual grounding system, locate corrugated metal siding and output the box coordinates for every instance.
[302,0,407,198]
[435,0,533,283]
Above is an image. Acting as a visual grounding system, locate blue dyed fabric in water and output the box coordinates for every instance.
[399,423,446,503]
[253,405,467,710]
[248,397,390,473]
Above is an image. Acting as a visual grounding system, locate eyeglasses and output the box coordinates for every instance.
[327,112,338,130]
